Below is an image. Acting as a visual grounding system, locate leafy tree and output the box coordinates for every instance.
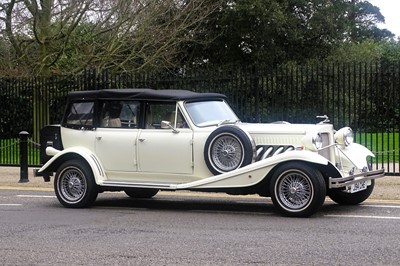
[345,0,394,42]
[326,39,400,63]
[179,0,395,68]
[380,39,400,61]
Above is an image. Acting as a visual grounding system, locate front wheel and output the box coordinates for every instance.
[54,159,98,208]
[270,162,326,217]
[328,180,374,205]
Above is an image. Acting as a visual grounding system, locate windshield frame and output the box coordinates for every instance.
[184,100,239,127]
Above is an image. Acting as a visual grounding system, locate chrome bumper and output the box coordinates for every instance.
[33,168,42,177]
[328,168,385,189]
[33,168,51,182]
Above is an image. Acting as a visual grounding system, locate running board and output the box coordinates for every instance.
[102,180,180,190]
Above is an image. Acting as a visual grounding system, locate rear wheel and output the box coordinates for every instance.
[328,180,374,205]
[270,162,326,217]
[54,159,98,208]
[124,188,159,199]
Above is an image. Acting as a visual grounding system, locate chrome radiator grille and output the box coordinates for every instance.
[318,133,331,160]
[255,145,295,161]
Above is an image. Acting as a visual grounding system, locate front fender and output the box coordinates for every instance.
[256,149,329,167]
[338,143,374,169]
[177,150,330,189]
[37,147,106,183]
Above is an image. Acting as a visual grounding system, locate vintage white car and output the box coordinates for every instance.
[35,89,385,217]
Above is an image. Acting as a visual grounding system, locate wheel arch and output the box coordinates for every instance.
[37,147,106,183]
[257,159,340,196]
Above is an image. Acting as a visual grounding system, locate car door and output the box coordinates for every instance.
[137,102,193,174]
[95,100,139,172]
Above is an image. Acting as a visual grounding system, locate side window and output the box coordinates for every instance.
[120,101,140,128]
[144,103,189,129]
[145,102,176,129]
[64,102,94,128]
[100,101,140,128]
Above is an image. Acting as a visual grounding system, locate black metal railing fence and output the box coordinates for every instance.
[0,62,399,174]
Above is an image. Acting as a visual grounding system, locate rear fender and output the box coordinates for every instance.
[37,147,106,183]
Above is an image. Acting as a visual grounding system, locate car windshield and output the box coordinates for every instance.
[185,100,239,127]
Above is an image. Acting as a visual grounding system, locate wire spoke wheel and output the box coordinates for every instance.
[277,170,312,210]
[270,163,326,217]
[59,167,87,203]
[211,134,244,172]
[55,160,98,208]
[204,126,255,175]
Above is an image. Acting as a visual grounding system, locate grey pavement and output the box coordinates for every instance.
[0,167,53,191]
[0,167,399,201]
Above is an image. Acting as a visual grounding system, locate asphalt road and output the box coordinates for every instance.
[1,189,400,266]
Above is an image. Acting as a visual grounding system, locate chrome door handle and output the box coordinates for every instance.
[139,138,145,142]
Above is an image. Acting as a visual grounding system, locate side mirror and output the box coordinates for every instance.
[161,121,179,133]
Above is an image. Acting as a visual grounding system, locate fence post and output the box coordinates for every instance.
[19,131,29,183]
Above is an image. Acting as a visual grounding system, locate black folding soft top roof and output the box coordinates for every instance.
[67,89,227,101]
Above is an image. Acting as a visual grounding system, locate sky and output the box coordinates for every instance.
[368,0,400,38]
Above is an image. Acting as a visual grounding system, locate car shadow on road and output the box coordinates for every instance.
[93,193,276,215]
[89,193,360,218]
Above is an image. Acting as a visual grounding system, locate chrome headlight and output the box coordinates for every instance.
[335,127,353,146]
[303,132,323,151]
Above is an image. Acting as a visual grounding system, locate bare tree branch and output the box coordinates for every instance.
[0,0,222,75]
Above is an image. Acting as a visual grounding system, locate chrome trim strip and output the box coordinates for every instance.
[90,154,104,177]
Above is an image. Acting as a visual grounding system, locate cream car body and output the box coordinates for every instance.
[35,89,385,217]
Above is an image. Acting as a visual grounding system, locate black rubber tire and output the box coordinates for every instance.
[54,159,98,208]
[270,162,326,217]
[204,125,255,175]
[328,179,374,205]
[124,188,159,199]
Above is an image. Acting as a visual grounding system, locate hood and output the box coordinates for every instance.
[237,122,334,135]
[236,122,334,147]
